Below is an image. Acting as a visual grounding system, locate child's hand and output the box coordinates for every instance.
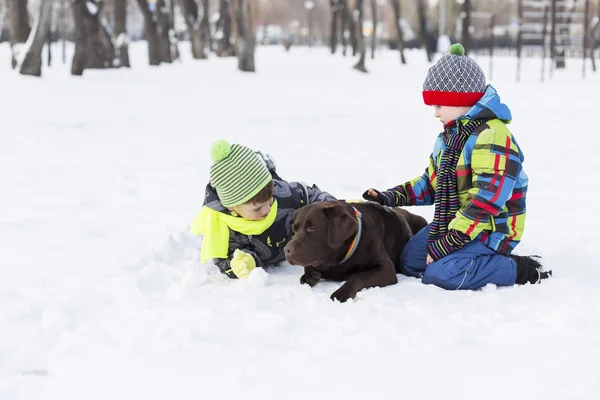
[362,188,386,204]
[231,249,257,279]
[426,255,434,265]
[366,189,379,198]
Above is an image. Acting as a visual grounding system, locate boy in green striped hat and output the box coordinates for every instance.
[191,140,336,279]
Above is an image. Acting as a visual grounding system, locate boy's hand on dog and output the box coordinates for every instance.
[362,188,386,205]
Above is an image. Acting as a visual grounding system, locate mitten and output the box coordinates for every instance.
[230,249,257,279]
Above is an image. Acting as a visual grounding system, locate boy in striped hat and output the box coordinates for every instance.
[191,140,335,279]
[364,43,551,290]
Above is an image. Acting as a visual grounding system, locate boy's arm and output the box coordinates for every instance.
[214,236,263,279]
[286,181,336,204]
[256,151,282,180]
[305,184,336,203]
[369,155,436,207]
[429,128,522,261]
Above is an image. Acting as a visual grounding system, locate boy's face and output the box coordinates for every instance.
[433,105,471,126]
[230,197,274,221]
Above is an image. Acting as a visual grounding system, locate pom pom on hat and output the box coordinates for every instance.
[449,43,465,56]
[211,140,232,162]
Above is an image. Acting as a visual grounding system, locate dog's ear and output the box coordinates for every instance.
[324,204,358,249]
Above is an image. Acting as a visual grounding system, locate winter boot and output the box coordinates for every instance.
[512,255,552,285]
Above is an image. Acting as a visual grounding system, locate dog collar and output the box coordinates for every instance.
[339,207,362,264]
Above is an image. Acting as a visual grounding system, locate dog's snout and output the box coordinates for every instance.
[284,243,295,256]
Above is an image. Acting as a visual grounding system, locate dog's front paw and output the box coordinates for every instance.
[300,270,321,287]
[330,285,357,303]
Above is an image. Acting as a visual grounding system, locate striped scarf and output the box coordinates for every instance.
[429,118,487,243]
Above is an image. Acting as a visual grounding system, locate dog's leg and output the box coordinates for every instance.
[300,267,322,287]
[330,257,397,302]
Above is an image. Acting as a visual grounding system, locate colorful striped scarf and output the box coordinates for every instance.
[429,118,488,244]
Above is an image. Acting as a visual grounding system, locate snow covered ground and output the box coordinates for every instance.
[1,42,599,400]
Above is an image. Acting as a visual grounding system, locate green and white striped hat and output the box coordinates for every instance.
[209,140,272,208]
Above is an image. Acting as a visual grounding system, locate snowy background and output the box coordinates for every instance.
[1,43,599,400]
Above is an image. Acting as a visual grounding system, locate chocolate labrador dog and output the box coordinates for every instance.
[284,200,427,302]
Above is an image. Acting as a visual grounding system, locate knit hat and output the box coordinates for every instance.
[422,43,486,107]
[209,140,272,208]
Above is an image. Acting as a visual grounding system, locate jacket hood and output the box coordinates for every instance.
[466,84,512,123]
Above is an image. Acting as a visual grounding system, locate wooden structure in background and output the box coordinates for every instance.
[517,0,593,80]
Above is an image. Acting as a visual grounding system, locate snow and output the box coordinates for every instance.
[115,33,130,48]
[1,41,600,400]
[86,1,99,16]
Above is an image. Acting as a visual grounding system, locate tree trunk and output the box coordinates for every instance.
[202,0,212,51]
[353,0,367,72]
[370,0,376,59]
[7,0,31,68]
[180,0,206,59]
[347,0,357,56]
[462,0,471,56]
[46,24,52,67]
[390,0,406,64]
[341,0,348,55]
[199,0,210,57]
[330,0,340,54]
[18,0,54,77]
[234,0,255,72]
[71,0,116,76]
[135,0,173,65]
[156,1,173,63]
[590,13,599,72]
[115,0,131,67]
[341,0,356,56]
[215,0,234,57]
[417,0,433,62]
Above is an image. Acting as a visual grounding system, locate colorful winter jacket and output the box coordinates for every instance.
[192,155,336,278]
[381,85,528,256]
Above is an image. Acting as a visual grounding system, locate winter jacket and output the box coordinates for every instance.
[380,85,528,256]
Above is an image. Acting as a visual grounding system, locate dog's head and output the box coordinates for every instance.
[284,201,358,268]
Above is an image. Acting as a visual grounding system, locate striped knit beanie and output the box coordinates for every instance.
[422,43,486,107]
[209,140,272,208]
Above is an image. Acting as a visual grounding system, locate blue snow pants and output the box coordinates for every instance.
[399,224,517,290]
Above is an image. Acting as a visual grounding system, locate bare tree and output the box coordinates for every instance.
[136,0,173,65]
[370,0,376,59]
[462,0,471,55]
[341,0,356,56]
[590,11,600,72]
[215,0,234,56]
[71,0,116,76]
[180,0,209,59]
[353,0,367,72]
[390,0,406,64]
[417,0,433,62]
[115,0,130,67]
[17,0,54,77]
[341,0,348,55]
[330,0,342,54]
[233,0,255,72]
[7,0,31,68]
[203,0,213,50]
